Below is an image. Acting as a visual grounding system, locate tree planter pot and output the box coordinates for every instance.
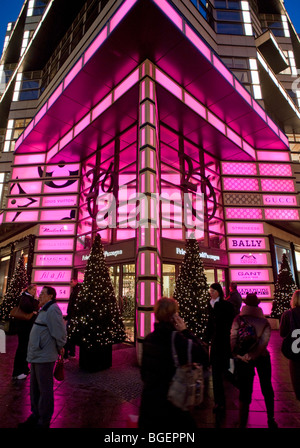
[79,344,112,372]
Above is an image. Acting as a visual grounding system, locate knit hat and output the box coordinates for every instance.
[245,293,260,307]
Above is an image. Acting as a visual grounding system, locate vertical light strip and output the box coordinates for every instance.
[282,14,290,37]
[249,58,262,99]
[241,1,252,36]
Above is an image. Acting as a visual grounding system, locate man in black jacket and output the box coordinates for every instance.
[64,278,80,360]
[12,284,39,379]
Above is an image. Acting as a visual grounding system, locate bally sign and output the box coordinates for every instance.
[228,238,266,250]
[230,269,270,282]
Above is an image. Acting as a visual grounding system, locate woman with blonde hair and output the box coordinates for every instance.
[280,290,300,400]
[138,297,208,429]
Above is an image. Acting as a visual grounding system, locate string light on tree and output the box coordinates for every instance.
[271,253,297,319]
[69,233,125,351]
[0,254,28,321]
[173,236,210,339]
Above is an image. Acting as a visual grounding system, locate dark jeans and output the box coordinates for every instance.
[30,362,55,428]
[236,354,275,419]
[13,327,31,376]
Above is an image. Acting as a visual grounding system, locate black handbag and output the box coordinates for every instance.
[281,310,300,361]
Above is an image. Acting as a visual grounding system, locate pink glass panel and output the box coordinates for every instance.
[59,130,73,150]
[231,269,270,282]
[42,195,78,207]
[74,114,91,137]
[34,269,72,283]
[37,238,74,251]
[252,101,266,122]
[266,116,279,135]
[184,92,206,119]
[263,195,297,206]
[237,285,271,299]
[264,208,299,220]
[150,253,155,275]
[242,141,256,159]
[35,253,73,267]
[38,224,75,236]
[151,312,155,332]
[8,197,40,208]
[227,128,242,147]
[259,163,292,177]
[234,80,252,105]
[151,282,156,306]
[64,58,83,89]
[256,151,290,162]
[156,69,182,99]
[84,27,108,64]
[140,282,145,306]
[43,180,79,193]
[228,237,266,250]
[161,229,183,240]
[46,144,59,162]
[14,153,46,165]
[185,25,211,61]
[139,312,145,338]
[222,162,256,175]
[40,209,76,221]
[213,54,234,85]
[261,179,294,192]
[229,252,268,266]
[48,83,63,109]
[110,0,138,32]
[208,111,226,134]
[35,104,47,125]
[226,208,263,220]
[116,229,135,240]
[226,222,264,234]
[279,130,289,147]
[12,166,41,179]
[5,211,39,222]
[36,286,71,300]
[152,0,183,30]
[114,69,139,101]
[92,93,112,121]
[223,178,259,191]
[24,121,34,139]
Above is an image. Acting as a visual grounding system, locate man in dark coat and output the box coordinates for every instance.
[226,282,243,316]
[12,284,39,379]
[64,278,80,359]
[205,283,234,415]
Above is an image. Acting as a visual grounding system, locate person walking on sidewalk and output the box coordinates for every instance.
[19,286,67,428]
[280,290,300,401]
[226,282,242,317]
[12,284,39,380]
[231,293,278,429]
[206,282,234,416]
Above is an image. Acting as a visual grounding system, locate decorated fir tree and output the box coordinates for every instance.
[271,253,297,319]
[173,237,210,339]
[0,254,28,321]
[69,234,126,355]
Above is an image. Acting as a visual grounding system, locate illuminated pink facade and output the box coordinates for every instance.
[1,0,300,344]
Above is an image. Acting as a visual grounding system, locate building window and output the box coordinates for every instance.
[275,244,295,281]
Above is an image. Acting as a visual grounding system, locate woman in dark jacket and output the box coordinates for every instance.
[280,290,300,401]
[205,282,234,414]
[138,297,208,430]
[12,284,39,379]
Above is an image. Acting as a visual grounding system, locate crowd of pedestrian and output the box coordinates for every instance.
[4,279,300,429]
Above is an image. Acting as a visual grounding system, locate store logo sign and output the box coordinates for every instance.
[229,253,268,265]
[228,238,266,249]
[227,222,264,234]
[176,247,220,261]
[263,195,297,206]
[231,269,269,281]
[238,285,271,298]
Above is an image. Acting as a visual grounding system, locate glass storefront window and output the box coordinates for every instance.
[275,245,295,281]
[162,264,176,298]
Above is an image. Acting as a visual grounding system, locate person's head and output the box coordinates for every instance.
[70,278,78,288]
[245,293,260,307]
[209,283,224,300]
[39,286,56,307]
[230,282,238,292]
[154,297,179,323]
[27,284,37,296]
[291,290,300,308]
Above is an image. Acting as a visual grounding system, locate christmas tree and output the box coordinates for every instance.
[69,234,126,351]
[173,237,210,339]
[0,254,28,321]
[271,253,297,319]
